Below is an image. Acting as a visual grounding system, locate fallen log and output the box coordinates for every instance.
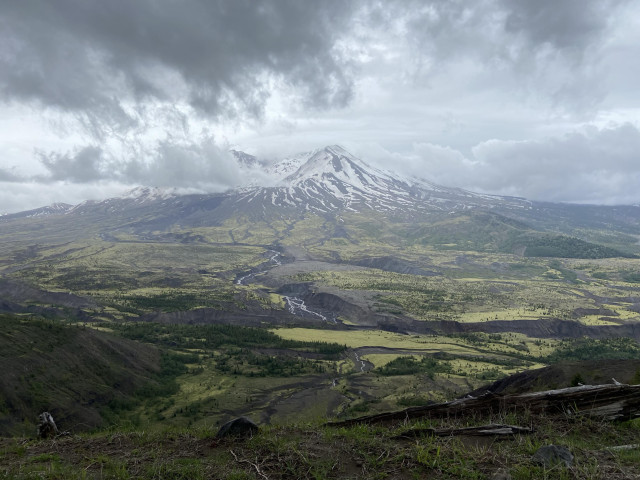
[395,423,533,439]
[327,383,640,428]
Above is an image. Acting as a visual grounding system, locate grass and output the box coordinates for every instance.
[287,262,635,324]
[271,328,556,363]
[271,328,473,352]
[1,415,639,479]
[457,307,551,323]
[2,239,273,318]
[2,214,639,328]
[360,353,408,368]
[0,315,168,436]
[2,210,640,441]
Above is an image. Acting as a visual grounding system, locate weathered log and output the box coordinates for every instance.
[395,423,533,439]
[327,384,640,427]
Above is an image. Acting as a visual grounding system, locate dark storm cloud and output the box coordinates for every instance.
[502,0,623,54]
[0,0,625,132]
[1,1,639,211]
[370,0,626,112]
[39,146,104,182]
[0,1,355,127]
[387,0,625,62]
[35,136,242,189]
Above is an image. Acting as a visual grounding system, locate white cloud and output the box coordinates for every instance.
[0,181,130,215]
[373,123,640,205]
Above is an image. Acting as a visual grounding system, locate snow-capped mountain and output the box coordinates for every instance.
[119,186,178,203]
[0,202,73,221]
[2,145,638,244]
[234,145,529,214]
[263,150,315,178]
[68,187,178,213]
[1,146,531,224]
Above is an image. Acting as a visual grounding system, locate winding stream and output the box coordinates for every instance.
[235,250,282,285]
[353,351,367,372]
[235,249,334,324]
[282,295,337,324]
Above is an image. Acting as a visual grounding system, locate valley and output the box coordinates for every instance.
[1,146,640,438]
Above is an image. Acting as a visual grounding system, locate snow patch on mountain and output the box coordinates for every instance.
[264,150,315,179]
[0,202,74,221]
[121,186,179,203]
[231,145,529,215]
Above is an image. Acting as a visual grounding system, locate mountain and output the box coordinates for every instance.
[2,145,640,443]
[263,150,315,178]
[235,145,530,216]
[2,145,639,255]
[68,186,179,216]
[0,202,73,221]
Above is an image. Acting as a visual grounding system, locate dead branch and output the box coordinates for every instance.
[395,423,533,439]
[230,449,269,480]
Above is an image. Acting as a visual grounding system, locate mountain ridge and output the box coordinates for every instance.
[5,144,639,219]
[3,145,530,219]
[1,145,639,258]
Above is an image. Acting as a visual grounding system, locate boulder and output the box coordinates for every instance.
[531,445,574,468]
[215,417,259,439]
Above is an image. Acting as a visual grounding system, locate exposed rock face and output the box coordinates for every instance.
[531,445,574,468]
[215,417,259,439]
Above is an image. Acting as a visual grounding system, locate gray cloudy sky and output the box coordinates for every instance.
[1,0,640,213]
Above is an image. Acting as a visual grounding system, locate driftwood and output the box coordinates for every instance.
[395,423,533,439]
[327,383,640,428]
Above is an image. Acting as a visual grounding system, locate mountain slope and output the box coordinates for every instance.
[0,145,638,257]
[0,203,73,220]
[0,315,166,436]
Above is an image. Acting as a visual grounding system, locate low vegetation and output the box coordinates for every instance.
[1,205,640,477]
[0,315,163,436]
[1,413,639,479]
[545,338,640,363]
[375,355,453,377]
[111,322,346,355]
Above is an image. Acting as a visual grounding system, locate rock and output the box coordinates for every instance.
[215,417,259,439]
[490,469,512,480]
[531,445,574,468]
[37,412,59,439]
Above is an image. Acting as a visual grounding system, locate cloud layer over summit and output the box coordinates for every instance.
[1,0,640,212]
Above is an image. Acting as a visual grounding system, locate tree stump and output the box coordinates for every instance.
[37,412,59,439]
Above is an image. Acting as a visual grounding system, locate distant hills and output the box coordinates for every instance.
[2,145,638,258]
